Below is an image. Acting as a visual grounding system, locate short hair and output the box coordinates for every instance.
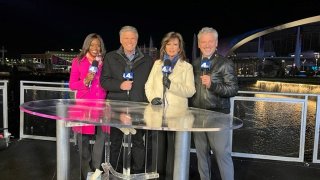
[159,32,187,61]
[197,27,218,40]
[78,33,106,61]
[119,25,139,38]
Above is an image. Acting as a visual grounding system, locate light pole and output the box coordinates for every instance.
[281,60,286,76]
[302,59,306,71]
[315,52,319,76]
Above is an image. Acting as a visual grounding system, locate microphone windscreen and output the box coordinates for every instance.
[164,59,172,66]
[201,57,209,62]
[89,60,99,73]
[125,66,131,73]
[92,60,99,67]
[162,59,172,74]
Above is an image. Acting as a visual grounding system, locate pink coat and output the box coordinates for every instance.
[69,56,109,134]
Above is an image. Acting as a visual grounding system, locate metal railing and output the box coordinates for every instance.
[19,80,75,141]
[15,81,320,164]
[230,91,320,163]
[0,80,10,147]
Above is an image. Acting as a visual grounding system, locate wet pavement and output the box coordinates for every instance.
[1,139,320,180]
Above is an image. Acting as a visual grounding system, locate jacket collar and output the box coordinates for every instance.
[116,46,145,62]
[167,59,184,80]
[115,46,147,69]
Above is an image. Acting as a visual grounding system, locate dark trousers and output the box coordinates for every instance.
[77,126,107,180]
[109,127,146,173]
[150,131,175,180]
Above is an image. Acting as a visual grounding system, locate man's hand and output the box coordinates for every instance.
[120,81,133,91]
[118,112,136,135]
[120,112,131,124]
[119,128,136,135]
[200,75,211,89]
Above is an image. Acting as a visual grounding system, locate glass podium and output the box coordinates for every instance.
[20,99,242,180]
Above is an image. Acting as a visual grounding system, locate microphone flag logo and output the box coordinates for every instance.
[200,61,210,69]
[123,72,134,80]
[162,66,172,74]
[89,66,98,73]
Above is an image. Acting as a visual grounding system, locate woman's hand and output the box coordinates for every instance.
[84,72,95,86]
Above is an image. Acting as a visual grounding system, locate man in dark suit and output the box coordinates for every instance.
[100,25,153,173]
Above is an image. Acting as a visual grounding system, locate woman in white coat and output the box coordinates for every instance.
[145,31,196,180]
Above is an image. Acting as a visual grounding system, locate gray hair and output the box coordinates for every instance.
[197,27,218,40]
[119,25,139,38]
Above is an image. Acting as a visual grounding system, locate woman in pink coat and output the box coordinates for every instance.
[69,33,109,179]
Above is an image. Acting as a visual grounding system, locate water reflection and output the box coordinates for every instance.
[23,89,75,137]
[255,81,320,94]
[234,81,319,160]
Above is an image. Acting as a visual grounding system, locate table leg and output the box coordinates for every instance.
[122,133,132,176]
[56,102,70,180]
[101,131,159,179]
[173,131,191,180]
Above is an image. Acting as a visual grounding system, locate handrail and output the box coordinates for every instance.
[16,81,320,164]
[19,80,74,141]
[231,91,320,163]
[0,80,10,147]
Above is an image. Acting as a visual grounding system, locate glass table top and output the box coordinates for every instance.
[20,99,242,131]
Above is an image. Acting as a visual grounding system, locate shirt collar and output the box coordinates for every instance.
[125,50,136,61]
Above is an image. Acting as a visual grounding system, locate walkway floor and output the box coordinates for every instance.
[1,139,320,180]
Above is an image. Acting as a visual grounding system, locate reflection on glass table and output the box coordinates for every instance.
[20,99,242,180]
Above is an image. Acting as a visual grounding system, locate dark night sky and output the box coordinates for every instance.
[1,0,320,58]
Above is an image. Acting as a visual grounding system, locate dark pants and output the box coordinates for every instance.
[77,126,108,180]
[109,127,146,173]
[150,131,175,180]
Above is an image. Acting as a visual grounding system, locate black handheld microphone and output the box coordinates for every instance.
[123,66,134,96]
[162,59,172,89]
[88,60,99,87]
[162,59,172,79]
[200,58,211,75]
[162,59,172,106]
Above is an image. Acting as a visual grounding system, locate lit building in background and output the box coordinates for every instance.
[139,36,159,61]
[140,46,159,61]
[21,50,78,73]
[219,16,320,77]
